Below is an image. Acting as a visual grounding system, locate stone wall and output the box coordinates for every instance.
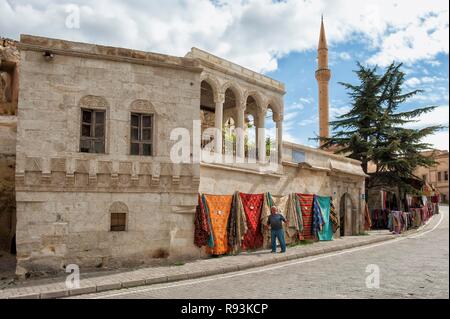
[15,35,203,276]
[0,116,17,252]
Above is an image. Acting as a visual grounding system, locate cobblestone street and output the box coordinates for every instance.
[72,207,449,299]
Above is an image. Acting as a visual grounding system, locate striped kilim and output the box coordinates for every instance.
[297,194,315,240]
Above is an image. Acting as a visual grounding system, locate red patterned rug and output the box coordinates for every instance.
[240,193,264,250]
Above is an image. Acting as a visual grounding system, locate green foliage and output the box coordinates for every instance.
[317,62,445,191]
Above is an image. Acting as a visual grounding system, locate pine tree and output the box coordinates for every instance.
[319,62,445,191]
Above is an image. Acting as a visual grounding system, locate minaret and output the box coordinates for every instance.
[315,16,331,145]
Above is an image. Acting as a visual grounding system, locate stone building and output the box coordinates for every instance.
[414,149,449,203]
[0,20,367,277]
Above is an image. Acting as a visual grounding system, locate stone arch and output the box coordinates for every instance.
[221,82,243,106]
[200,74,220,102]
[267,99,282,115]
[109,201,129,214]
[243,90,265,112]
[339,192,357,236]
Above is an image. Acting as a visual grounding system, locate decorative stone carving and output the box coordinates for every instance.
[172,163,181,186]
[109,201,129,214]
[26,157,42,172]
[79,95,108,108]
[98,161,112,174]
[130,99,155,113]
[51,158,66,172]
[151,163,161,187]
[76,159,89,174]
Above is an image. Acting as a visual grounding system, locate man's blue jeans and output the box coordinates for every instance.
[271,229,286,252]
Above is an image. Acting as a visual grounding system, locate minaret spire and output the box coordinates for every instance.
[315,16,331,146]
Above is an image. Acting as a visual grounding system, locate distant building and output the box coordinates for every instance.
[414,150,449,203]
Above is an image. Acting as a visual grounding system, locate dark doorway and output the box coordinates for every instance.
[10,235,16,255]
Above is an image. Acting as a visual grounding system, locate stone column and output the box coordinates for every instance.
[236,101,246,160]
[257,110,266,163]
[214,94,225,157]
[274,113,283,164]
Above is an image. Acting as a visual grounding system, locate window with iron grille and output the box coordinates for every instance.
[110,213,127,232]
[80,109,105,153]
[130,113,153,156]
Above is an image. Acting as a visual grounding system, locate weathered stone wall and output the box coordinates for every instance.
[15,35,203,275]
[0,38,20,115]
[0,116,17,252]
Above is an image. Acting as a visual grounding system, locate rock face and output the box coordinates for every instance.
[0,38,20,115]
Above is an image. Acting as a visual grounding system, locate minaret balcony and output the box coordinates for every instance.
[315,69,331,82]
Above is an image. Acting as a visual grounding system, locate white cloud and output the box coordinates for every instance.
[423,130,449,151]
[330,105,351,120]
[0,0,448,73]
[405,105,449,128]
[404,77,422,87]
[339,52,351,60]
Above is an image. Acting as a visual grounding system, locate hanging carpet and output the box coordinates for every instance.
[204,195,233,255]
[297,194,315,240]
[240,193,264,250]
[315,196,333,241]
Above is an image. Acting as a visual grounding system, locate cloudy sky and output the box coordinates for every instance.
[1,0,449,150]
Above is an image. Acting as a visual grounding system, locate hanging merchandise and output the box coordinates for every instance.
[364,201,372,231]
[312,195,325,239]
[270,195,292,244]
[194,194,211,248]
[227,192,248,254]
[204,195,233,256]
[330,197,340,234]
[240,193,264,250]
[391,211,402,234]
[260,193,273,249]
[298,194,315,240]
[315,196,333,241]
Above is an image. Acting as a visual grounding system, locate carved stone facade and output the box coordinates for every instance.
[3,34,367,277]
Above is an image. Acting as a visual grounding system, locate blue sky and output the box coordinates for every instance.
[1,0,448,150]
[267,42,449,149]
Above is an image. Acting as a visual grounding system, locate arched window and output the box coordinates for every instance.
[109,202,128,232]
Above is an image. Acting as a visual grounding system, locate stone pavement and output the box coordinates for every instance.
[0,215,440,299]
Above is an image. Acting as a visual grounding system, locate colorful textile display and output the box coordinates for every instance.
[312,195,326,239]
[227,192,248,253]
[194,194,211,248]
[381,191,387,210]
[204,195,233,255]
[260,193,273,249]
[364,202,372,231]
[371,209,390,229]
[315,196,333,241]
[330,197,340,234]
[391,211,402,234]
[240,193,264,250]
[298,194,315,240]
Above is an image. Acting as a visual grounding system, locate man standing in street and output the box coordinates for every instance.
[266,206,288,253]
